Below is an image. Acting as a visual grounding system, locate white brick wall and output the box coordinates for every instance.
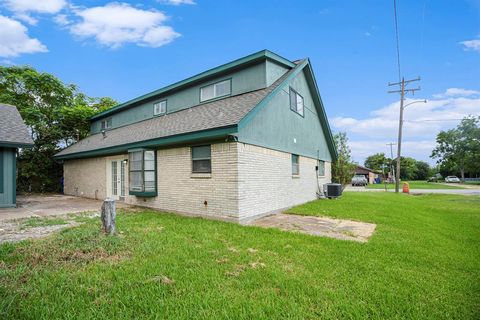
[237,143,331,222]
[64,157,107,200]
[63,142,331,222]
[125,142,239,220]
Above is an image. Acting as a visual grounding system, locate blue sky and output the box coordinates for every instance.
[1,0,479,164]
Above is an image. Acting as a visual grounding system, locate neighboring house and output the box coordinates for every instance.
[0,104,34,208]
[354,165,382,184]
[55,50,337,223]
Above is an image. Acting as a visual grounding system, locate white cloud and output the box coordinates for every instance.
[330,89,480,164]
[2,0,67,25]
[159,0,196,5]
[432,87,480,98]
[459,39,480,53]
[0,15,48,57]
[69,3,180,48]
[53,14,70,26]
[3,0,67,13]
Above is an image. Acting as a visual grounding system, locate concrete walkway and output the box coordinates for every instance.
[0,194,130,222]
[250,213,376,242]
[344,186,480,195]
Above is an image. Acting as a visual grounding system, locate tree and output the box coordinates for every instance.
[413,161,430,180]
[431,116,480,181]
[331,132,356,187]
[364,153,390,171]
[0,65,117,192]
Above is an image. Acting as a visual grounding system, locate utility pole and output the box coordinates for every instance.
[386,142,396,183]
[388,77,421,193]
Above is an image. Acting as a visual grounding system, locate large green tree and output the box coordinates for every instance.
[431,116,480,180]
[364,153,390,171]
[0,66,116,192]
[331,132,356,187]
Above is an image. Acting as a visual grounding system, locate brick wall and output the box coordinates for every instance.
[237,143,331,222]
[63,157,107,200]
[63,142,331,222]
[125,142,239,221]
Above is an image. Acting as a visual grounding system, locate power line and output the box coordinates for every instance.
[404,118,466,122]
[393,0,402,82]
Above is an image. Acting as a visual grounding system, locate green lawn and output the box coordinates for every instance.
[366,180,464,189]
[1,193,479,319]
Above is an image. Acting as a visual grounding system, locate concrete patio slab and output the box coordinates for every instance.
[250,213,376,242]
[0,194,130,222]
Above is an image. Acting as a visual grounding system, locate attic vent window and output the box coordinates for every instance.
[154,100,167,116]
[200,79,231,102]
[289,87,304,117]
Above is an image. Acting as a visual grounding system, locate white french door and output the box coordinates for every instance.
[109,160,125,200]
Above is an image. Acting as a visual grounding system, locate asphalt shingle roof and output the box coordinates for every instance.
[0,104,34,147]
[56,67,295,158]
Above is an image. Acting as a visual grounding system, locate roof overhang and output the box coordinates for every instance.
[0,141,34,149]
[91,50,295,121]
[54,125,237,160]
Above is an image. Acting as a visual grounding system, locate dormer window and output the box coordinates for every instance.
[154,100,167,116]
[200,79,231,102]
[289,87,304,117]
[101,118,112,130]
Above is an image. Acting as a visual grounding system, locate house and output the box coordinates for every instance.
[54,50,337,223]
[354,165,383,184]
[0,104,34,208]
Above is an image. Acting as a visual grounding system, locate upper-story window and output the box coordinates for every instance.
[200,79,231,102]
[101,118,112,130]
[289,87,304,117]
[154,100,167,116]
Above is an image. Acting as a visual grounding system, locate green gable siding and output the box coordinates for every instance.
[0,148,16,208]
[237,69,332,161]
[266,60,289,87]
[91,62,268,134]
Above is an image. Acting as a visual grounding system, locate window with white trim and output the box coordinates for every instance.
[289,87,304,116]
[192,145,211,173]
[101,118,112,130]
[129,150,156,194]
[154,100,167,116]
[318,160,325,177]
[292,154,300,175]
[200,80,231,102]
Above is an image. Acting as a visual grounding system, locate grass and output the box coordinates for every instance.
[366,180,464,189]
[18,216,68,230]
[465,181,480,185]
[1,193,479,319]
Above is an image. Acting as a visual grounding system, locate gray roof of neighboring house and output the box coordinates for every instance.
[0,104,34,147]
[55,67,295,158]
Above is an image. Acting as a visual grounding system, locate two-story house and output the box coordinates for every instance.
[55,50,337,223]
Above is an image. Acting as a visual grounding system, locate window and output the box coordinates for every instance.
[318,160,325,177]
[200,80,231,102]
[129,149,156,195]
[192,145,211,173]
[289,87,304,116]
[154,100,167,116]
[101,118,112,130]
[292,154,300,175]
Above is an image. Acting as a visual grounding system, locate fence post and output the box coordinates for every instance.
[101,198,116,235]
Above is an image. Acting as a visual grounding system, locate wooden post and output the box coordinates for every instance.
[101,198,116,235]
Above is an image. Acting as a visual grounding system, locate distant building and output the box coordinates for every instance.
[354,165,383,184]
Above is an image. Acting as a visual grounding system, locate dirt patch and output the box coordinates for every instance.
[250,214,376,242]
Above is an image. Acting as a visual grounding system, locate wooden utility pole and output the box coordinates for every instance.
[386,142,396,183]
[388,77,421,193]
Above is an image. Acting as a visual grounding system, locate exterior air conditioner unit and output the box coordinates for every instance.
[324,183,342,198]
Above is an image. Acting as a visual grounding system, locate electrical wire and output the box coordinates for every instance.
[393,0,402,82]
